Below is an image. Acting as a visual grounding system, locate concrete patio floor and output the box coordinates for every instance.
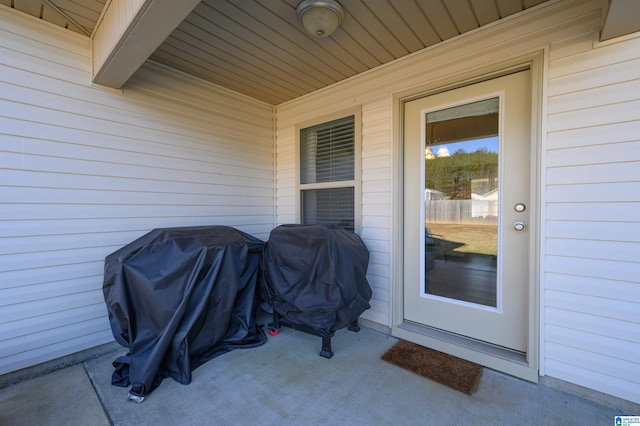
[0,321,632,426]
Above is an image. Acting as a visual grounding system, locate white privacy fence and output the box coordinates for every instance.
[426,200,498,224]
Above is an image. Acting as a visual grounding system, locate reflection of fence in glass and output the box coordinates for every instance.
[426,200,498,224]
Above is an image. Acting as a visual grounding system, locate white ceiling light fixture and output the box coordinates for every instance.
[297,0,345,38]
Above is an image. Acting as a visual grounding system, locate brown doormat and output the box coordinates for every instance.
[381,340,483,395]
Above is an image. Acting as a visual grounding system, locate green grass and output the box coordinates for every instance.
[427,223,497,256]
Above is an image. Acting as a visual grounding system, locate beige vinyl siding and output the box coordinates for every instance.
[360,99,393,325]
[544,30,640,403]
[0,7,274,375]
[275,0,639,403]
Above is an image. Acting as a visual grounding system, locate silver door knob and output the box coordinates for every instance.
[513,222,526,231]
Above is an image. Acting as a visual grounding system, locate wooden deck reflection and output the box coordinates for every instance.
[426,253,497,307]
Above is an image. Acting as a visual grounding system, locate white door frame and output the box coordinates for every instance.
[391,52,544,382]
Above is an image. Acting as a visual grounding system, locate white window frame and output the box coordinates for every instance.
[295,107,362,234]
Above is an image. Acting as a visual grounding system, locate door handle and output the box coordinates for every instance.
[513,222,526,231]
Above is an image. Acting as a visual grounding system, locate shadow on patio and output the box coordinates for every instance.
[0,313,626,426]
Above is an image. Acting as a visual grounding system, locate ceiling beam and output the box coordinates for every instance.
[92,0,200,88]
[600,0,640,41]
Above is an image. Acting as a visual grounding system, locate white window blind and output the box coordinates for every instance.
[302,187,354,231]
[300,115,355,231]
[300,116,354,184]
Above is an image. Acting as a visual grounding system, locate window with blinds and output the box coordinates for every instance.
[299,115,356,232]
[300,116,354,184]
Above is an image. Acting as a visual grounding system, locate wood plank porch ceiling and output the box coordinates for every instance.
[7,0,550,105]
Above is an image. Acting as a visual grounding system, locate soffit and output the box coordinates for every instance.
[5,0,562,105]
[149,0,550,105]
[4,0,105,36]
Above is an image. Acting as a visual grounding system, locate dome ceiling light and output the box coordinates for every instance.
[296,0,345,38]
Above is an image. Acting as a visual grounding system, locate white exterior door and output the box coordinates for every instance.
[403,70,531,352]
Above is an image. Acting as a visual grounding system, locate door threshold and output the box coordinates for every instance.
[400,320,526,364]
[395,320,538,382]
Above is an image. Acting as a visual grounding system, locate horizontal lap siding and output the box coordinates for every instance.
[545,29,640,403]
[0,8,274,374]
[360,100,392,325]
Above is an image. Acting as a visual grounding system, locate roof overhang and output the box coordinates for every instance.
[600,0,640,41]
[91,0,200,88]
[84,0,639,94]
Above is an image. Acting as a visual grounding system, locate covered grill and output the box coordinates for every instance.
[261,224,372,357]
[103,226,266,401]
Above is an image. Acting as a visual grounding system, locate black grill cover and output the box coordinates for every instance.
[103,226,266,399]
[261,224,372,337]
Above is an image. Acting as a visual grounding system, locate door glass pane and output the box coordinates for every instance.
[424,97,499,307]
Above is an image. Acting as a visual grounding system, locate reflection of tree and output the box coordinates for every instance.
[426,148,498,200]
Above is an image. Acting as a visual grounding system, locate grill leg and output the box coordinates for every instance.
[319,336,333,358]
[267,310,281,336]
[348,319,360,332]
